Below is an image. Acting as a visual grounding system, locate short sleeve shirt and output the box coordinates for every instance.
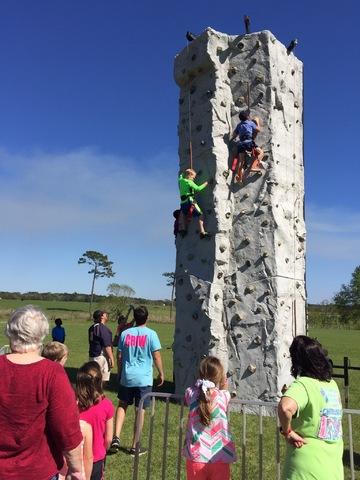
[118,326,161,387]
[235,119,257,142]
[79,397,114,462]
[282,377,343,480]
[88,322,112,357]
[182,386,236,463]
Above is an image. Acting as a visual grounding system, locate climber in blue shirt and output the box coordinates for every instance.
[230,109,264,182]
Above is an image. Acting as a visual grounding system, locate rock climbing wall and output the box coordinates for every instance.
[173,28,306,402]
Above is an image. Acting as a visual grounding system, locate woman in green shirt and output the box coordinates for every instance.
[278,335,343,480]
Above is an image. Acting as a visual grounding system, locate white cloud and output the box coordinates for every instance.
[0,147,179,242]
[307,204,360,261]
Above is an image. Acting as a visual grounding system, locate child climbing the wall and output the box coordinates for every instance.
[182,356,236,480]
[230,109,264,182]
[178,169,209,239]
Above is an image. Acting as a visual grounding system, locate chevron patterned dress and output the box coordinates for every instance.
[183,386,237,463]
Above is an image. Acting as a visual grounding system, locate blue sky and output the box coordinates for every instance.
[0,0,359,302]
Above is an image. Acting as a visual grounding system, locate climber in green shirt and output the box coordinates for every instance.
[178,169,209,239]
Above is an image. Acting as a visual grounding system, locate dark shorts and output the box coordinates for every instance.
[90,459,104,480]
[237,140,256,153]
[180,200,202,217]
[118,385,153,408]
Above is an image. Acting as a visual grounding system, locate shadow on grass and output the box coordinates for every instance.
[343,449,360,470]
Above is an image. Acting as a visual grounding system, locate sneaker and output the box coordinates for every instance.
[109,436,121,454]
[129,447,148,457]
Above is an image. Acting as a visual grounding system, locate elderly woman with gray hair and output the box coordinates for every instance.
[0,305,84,480]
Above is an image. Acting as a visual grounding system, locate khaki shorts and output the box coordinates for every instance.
[89,355,110,381]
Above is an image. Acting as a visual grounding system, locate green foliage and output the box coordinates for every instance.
[333,266,360,325]
[162,272,175,287]
[102,283,136,321]
[78,250,115,310]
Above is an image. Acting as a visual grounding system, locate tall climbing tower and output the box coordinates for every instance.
[173,28,305,401]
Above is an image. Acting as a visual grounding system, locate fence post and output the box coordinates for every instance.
[344,357,349,408]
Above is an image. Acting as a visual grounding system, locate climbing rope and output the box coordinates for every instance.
[186,40,194,170]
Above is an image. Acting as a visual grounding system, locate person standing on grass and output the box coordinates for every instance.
[88,310,114,384]
[52,317,66,343]
[76,362,114,480]
[109,306,164,456]
[278,336,343,480]
[182,356,236,480]
[43,342,93,480]
[0,305,83,480]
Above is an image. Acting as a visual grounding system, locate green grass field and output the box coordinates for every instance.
[0,302,359,479]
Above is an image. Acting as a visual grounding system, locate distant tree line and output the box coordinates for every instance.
[0,291,171,306]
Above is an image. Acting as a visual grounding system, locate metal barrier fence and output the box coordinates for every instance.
[132,392,360,480]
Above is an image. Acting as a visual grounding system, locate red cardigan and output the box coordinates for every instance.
[0,355,82,480]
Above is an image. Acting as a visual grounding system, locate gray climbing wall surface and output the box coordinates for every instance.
[173,28,306,402]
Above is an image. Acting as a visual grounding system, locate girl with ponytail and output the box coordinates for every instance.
[183,356,236,479]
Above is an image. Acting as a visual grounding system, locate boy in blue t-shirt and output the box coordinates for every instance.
[110,306,164,456]
[51,318,65,343]
[230,109,264,182]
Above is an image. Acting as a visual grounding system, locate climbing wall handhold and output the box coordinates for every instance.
[220,100,227,107]
[237,42,244,50]
[244,286,255,294]
[206,90,213,98]
[223,170,230,179]
[214,294,220,301]
[245,260,251,267]
[217,272,223,279]
[285,257,289,263]
[261,220,269,227]
[255,40,261,48]
[255,306,262,314]
[262,252,269,258]
[254,335,262,345]
[200,140,206,146]
[243,237,250,245]
[228,67,237,78]
[219,245,227,253]
[225,212,231,219]
[247,364,256,373]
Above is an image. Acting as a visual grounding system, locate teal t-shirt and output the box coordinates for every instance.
[118,326,161,387]
[282,377,343,480]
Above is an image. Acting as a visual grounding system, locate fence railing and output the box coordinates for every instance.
[332,356,360,408]
[132,392,359,480]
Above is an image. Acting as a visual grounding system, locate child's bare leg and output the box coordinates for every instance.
[250,147,264,171]
[235,152,246,182]
[198,216,206,235]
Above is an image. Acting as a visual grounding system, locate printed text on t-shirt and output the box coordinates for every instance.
[125,334,147,347]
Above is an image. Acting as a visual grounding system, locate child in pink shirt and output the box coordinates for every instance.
[76,362,115,480]
[183,356,236,480]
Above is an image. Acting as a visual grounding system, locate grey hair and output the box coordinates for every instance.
[6,305,49,353]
